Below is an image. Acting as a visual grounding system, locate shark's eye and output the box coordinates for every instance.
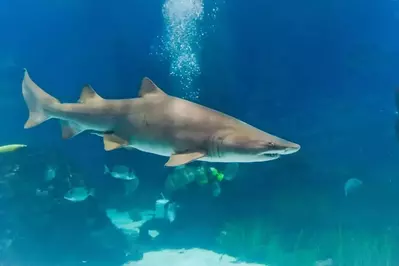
[268,142,275,146]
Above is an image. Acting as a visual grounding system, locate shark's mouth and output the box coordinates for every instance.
[263,153,280,158]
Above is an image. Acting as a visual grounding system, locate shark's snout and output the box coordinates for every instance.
[262,139,300,156]
[281,143,300,155]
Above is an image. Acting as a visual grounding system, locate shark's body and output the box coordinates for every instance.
[22,69,300,166]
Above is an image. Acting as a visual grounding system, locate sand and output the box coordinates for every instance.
[124,248,266,266]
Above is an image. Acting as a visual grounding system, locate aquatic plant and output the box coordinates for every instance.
[330,226,396,266]
[216,219,318,265]
[217,219,398,266]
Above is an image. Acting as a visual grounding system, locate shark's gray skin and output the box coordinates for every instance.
[22,69,300,166]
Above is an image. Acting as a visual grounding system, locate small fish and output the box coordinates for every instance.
[104,165,137,180]
[124,178,140,195]
[344,178,363,196]
[64,187,94,202]
[166,202,177,223]
[45,165,57,182]
[4,172,16,178]
[9,164,20,172]
[35,188,48,197]
[148,230,160,239]
[0,144,27,153]
[195,166,209,185]
[165,166,197,192]
[211,181,221,197]
[315,258,333,266]
[106,208,153,236]
[2,164,20,178]
[224,163,239,181]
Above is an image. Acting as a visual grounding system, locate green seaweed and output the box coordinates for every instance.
[217,219,398,266]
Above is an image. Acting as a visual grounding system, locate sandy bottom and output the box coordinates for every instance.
[124,248,266,266]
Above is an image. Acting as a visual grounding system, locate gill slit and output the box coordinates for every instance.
[208,133,227,158]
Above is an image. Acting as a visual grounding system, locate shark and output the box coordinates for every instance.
[22,69,300,167]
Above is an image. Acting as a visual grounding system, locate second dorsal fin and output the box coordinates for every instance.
[138,77,167,97]
[79,85,104,104]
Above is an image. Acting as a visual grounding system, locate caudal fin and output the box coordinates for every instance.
[22,69,60,129]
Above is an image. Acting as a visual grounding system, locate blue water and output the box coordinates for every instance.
[1,0,399,265]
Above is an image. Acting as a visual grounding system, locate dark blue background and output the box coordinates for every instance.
[2,0,399,264]
[1,0,399,248]
[1,0,398,179]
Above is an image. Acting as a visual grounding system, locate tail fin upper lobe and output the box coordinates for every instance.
[22,69,60,129]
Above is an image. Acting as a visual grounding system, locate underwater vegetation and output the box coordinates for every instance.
[0,131,398,266]
[217,218,398,266]
[211,154,399,266]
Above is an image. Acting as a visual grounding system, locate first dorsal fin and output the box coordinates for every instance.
[138,77,167,98]
[79,85,104,104]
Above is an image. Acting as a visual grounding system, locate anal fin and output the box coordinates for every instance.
[103,134,128,151]
[165,151,206,167]
[60,121,84,139]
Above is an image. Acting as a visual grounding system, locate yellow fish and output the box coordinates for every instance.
[0,144,27,153]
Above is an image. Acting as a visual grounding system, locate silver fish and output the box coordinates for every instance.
[104,165,137,181]
[64,187,94,202]
[344,178,363,196]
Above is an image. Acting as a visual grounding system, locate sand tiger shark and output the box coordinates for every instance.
[22,69,300,166]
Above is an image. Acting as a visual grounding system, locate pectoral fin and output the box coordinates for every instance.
[165,151,206,167]
[103,134,128,151]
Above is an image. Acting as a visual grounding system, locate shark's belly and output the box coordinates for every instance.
[122,114,220,159]
[128,137,174,157]
[128,134,230,163]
